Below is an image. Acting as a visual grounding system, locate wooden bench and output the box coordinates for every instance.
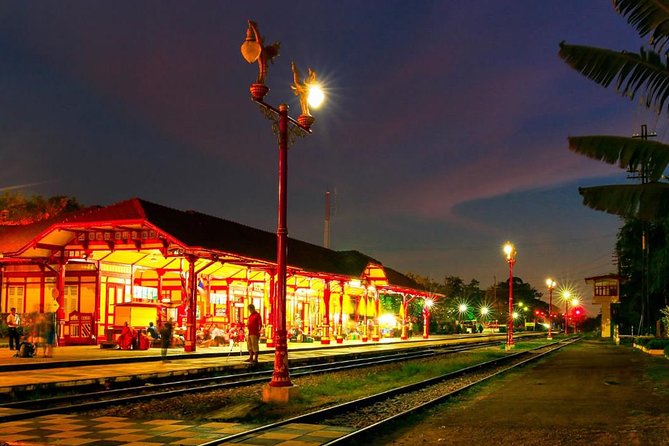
[99,327,122,349]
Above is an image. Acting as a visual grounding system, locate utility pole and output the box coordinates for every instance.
[323,189,331,249]
[631,124,656,335]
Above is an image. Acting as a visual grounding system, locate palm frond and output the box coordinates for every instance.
[614,0,669,50]
[559,43,669,112]
[579,182,669,220]
[569,135,669,181]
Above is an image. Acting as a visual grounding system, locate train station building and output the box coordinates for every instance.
[0,198,431,350]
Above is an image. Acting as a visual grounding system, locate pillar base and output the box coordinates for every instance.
[400,336,408,340]
[184,344,195,353]
[423,335,429,339]
[505,343,515,351]
[262,384,300,403]
[336,336,343,344]
[320,338,331,345]
[266,341,275,348]
[362,336,368,342]
[372,336,380,342]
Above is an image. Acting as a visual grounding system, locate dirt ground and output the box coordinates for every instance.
[377,339,669,446]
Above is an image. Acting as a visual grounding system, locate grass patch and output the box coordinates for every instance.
[247,348,514,423]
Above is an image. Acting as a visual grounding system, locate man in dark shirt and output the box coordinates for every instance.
[147,321,161,340]
[245,304,262,364]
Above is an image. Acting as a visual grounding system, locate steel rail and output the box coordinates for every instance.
[0,345,477,422]
[1,339,505,413]
[199,337,580,446]
[324,337,581,445]
[0,337,526,424]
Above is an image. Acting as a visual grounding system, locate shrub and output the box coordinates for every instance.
[618,336,634,345]
[646,339,669,350]
[634,336,654,347]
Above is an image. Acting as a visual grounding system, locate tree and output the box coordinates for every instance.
[616,217,669,334]
[559,1,669,219]
[0,191,81,225]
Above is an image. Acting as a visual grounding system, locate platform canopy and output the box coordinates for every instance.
[0,198,430,297]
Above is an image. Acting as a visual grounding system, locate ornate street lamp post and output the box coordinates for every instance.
[241,20,324,403]
[546,278,556,340]
[458,303,468,331]
[503,242,516,350]
[423,298,434,339]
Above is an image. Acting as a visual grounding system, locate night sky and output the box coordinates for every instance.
[0,1,656,309]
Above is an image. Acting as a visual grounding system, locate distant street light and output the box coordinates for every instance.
[241,20,325,403]
[546,278,556,340]
[561,290,572,335]
[571,297,580,333]
[503,242,516,350]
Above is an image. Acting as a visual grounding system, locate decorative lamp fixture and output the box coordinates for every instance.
[546,278,556,340]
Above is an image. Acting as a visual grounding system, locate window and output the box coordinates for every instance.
[7,286,25,312]
[64,285,79,318]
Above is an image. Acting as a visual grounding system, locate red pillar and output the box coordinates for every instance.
[94,262,101,343]
[362,288,369,342]
[56,260,66,344]
[337,281,344,343]
[266,274,275,348]
[401,294,409,340]
[269,104,292,388]
[186,256,198,352]
[322,281,331,344]
[372,290,380,341]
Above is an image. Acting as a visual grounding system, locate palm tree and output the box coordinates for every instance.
[559,0,669,220]
[559,0,669,334]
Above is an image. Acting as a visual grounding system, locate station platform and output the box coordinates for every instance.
[0,334,487,395]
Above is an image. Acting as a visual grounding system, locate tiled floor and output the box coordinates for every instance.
[0,413,353,445]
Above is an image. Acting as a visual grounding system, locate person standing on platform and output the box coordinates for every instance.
[160,319,173,361]
[44,312,56,357]
[6,307,20,352]
[245,304,262,364]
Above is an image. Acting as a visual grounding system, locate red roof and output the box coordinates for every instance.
[4,198,426,292]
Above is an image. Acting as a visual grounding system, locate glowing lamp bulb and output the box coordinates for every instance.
[307,84,325,109]
[503,242,515,260]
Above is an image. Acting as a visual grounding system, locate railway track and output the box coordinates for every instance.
[199,337,581,446]
[0,339,502,423]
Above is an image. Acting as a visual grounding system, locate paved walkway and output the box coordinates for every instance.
[0,414,354,445]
